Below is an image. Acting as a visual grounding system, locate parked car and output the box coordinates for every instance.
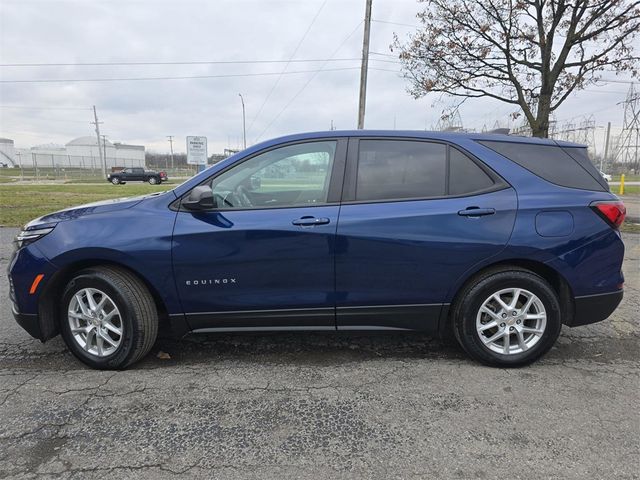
[599,170,612,182]
[107,167,164,185]
[10,131,625,369]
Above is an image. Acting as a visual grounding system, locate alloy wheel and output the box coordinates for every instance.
[68,288,123,357]
[476,288,547,355]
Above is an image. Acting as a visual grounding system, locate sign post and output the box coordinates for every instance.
[186,136,208,173]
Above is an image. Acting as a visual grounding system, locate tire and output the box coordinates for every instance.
[452,267,562,367]
[111,177,120,185]
[148,177,158,185]
[59,266,158,370]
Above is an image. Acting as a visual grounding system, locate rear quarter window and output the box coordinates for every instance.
[478,141,606,191]
[449,148,495,195]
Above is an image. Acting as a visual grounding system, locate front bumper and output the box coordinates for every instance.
[9,243,59,341]
[12,305,43,341]
[569,290,623,327]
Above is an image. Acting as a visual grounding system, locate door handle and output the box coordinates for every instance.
[458,207,496,217]
[292,216,330,226]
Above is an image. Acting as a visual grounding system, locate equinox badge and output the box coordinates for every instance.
[185,278,237,286]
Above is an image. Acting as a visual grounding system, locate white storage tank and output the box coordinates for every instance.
[0,137,16,166]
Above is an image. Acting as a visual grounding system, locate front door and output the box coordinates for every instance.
[335,138,517,332]
[172,139,346,331]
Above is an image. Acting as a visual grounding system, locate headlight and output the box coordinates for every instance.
[14,226,56,249]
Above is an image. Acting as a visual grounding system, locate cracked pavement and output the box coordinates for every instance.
[1,227,638,479]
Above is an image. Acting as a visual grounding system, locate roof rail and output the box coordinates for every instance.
[486,128,510,135]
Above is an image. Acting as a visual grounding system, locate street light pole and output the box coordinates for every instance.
[238,93,247,149]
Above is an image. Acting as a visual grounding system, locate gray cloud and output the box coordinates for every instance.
[0,0,635,154]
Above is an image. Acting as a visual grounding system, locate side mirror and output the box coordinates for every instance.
[182,185,216,210]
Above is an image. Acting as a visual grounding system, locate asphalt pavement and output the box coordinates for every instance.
[1,227,638,479]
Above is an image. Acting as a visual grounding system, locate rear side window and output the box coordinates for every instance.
[479,141,605,191]
[356,140,447,201]
[355,140,498,202]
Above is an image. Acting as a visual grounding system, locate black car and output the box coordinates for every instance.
[107,167,166,185]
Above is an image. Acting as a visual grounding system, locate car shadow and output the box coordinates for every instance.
[148,331,467,367]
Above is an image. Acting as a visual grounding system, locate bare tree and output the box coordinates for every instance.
[393,0,640,137]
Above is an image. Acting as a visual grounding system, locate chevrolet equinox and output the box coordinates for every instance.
[9,131,625,369]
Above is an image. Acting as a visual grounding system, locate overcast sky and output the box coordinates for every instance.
[0,0,637,154]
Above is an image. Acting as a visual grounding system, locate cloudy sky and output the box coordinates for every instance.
[0,0,637,154]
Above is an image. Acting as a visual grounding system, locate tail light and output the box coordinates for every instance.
[591,201,626,228]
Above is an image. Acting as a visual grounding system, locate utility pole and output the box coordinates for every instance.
[101,135,108,171]
[91,105,106,178]
[602,122,611,171]
[32,152,39,180]
[167,136,175,170]
[16,151,23,180]
[357,0,373,129]
[238,94,247,149]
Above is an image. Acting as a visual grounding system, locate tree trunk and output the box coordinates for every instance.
[531,93,552,138]
[531,123,549,138]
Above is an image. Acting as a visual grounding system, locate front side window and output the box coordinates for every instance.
[209,141,336,209]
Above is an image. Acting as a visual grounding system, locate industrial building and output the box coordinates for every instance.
[2,136,145,169]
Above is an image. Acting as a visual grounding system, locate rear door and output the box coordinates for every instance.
[335,137,517,332]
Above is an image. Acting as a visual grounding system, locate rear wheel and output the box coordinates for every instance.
[59,266,158,369]
[452,268,562,367]
[148,177,158,185]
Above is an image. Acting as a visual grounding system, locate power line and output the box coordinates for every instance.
[370,67,401,73]
[0,58,362,68]
[246,0,328,136]
[0,105,90,110]
[255,21,364,142]
[2,116,92,124]
[370,51,397,58]
[0,67,361,84]
[370,67,635,90]
[597,78,638,85]
[371,19,420,28]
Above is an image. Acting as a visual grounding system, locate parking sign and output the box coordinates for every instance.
[186,136,208,165]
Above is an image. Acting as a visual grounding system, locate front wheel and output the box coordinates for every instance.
[59,266,158,369]
[452,268,562,367]
[111,177,120,185]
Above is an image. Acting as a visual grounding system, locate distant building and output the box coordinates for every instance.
[5,135,146,169]
[66,136,145,169]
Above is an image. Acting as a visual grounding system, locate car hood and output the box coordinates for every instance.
[24,193,160,229]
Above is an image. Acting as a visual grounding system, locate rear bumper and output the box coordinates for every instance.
[569,290,623,327]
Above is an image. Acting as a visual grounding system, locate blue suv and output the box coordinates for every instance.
[9,131,626,369]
